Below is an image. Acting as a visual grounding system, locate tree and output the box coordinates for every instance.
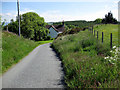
[8,21,18,33]
[102,11,118,24]
[94,18,102,24]
[1,19,7,29]
[21,12,49,40]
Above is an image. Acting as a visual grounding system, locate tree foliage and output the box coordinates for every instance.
[94,18,102,24]
[21,12,49,40]
[102,11,118,24]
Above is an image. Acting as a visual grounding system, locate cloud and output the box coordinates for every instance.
[2,12,16,22]
[2,3,118,23]
[6,13,12,16]
[1,8,36,22]
[40,7,118,22]
[20,8,36,15]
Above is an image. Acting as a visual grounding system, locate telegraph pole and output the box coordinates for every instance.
[17,0,20,36]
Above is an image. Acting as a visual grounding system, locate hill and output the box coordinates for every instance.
[53,20,95,29]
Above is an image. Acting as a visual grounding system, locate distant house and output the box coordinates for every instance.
[46,21,65,38]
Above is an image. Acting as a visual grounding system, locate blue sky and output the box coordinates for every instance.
[1,0,119,22]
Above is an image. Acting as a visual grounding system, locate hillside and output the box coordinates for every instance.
[53,20,95,29]
[52,24,119,88]
[2,31,53,73]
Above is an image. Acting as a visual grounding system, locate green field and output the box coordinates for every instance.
[52,24,119,88]
[93,24,118,46]
[2,31,53,73]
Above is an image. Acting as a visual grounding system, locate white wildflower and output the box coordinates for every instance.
[113,46,116,49]
[115,48,118,52]
[106,56,109,59]
[110,50,113,53]
[115,52,118,55]
[110,57,113,59]
[115,55,118,58]
[104,46,118,65]
[104,57,107,59]
[109,60,111,62]
[112,63,115,65]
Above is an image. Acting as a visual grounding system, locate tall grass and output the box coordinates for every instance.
[52,30,120,88]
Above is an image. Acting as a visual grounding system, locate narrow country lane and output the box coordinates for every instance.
[2,43,64,88]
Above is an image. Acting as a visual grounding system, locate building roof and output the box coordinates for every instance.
[46,25,65,32]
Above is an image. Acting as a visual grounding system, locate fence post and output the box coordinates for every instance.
[92,26,93,34]
[97,31,98,39]
[7,26,8,31]
[102,32,103,43]
[94,30,95,37]
[110,33,112,49]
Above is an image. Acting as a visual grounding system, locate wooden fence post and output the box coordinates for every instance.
[94,30,95,36]
[102,32,103,43]
[110,33,112,49]
[7,26,8,31]
[97,31,98,39]
[92,26,93,34]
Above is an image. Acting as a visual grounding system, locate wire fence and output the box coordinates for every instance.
[89,26,113,49]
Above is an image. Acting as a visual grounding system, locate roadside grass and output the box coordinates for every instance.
[51,29,120,88]
[93,24,118,46]
[36,40,53,45]
[2,31,53,73]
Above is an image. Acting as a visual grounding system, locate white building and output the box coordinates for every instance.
[46,21,65,38]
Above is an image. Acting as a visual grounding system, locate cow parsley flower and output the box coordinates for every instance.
[104,46,119,65]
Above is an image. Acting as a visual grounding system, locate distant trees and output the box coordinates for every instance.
[3,12,49,41]
[102,11,118,24]
[6,19,18,33]
[53,20,95,29]
[94,18,102,24]
[93,12,118,24]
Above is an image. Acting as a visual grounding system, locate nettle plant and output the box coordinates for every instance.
[104,46,120,65]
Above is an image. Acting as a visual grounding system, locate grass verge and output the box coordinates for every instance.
[51,29,120,88]
[2,31,53,73]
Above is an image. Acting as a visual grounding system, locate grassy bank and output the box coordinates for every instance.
[52,28,119,88]
[2,31,53,73]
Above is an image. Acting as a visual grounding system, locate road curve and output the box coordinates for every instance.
[2,43,64,88]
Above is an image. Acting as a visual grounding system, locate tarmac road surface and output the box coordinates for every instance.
[1,43,64,88]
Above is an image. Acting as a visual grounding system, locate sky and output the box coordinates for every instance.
[1,0,119,23]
